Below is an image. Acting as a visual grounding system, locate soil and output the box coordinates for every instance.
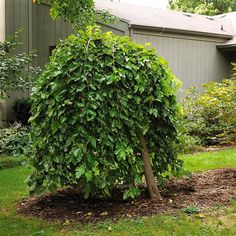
[17,168,236,224]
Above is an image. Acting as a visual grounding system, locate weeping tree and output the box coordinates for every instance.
[28,27,183,202]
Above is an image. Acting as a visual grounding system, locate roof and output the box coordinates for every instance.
[214,13,236,49]
[95,0,234,39]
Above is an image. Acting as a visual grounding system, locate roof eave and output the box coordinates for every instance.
[217,43,236,51]
[130,24,233,39]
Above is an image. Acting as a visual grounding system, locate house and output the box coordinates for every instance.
[0,0,236,127]
[96,0,236,87]
[0,0,73,127]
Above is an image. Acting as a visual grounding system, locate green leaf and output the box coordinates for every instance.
[85,171,93,181]
[75,165,86,179]
[123,187,141,200]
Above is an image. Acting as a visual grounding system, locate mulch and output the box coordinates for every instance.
[17,168,236,224]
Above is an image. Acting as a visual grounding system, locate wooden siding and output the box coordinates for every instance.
[132,30,230,92]
[33,4,73,68]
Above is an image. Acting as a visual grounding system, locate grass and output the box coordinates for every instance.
[182,147,236,172]
[0,155,26,170]
[0,148,236,235]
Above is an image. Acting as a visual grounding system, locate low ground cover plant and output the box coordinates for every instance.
[28,26,183,201]
[0,123,30,156]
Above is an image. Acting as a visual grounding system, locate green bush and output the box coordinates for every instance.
[0,31,40,100]
[0,123,30,156]
[12,98,31,125]
[29,27,182,200]
[182,79,236,147]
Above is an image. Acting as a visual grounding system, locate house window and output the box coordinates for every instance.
[49,46,56,56]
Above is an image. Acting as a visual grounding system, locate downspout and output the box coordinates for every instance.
[0,0,7,128]
[128,23,132,38]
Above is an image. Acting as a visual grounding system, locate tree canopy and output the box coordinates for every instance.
[28,26,183,201]
[169,0,236,15]
[34,0,116,29]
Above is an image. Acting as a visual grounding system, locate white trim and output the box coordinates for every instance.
[0,0,5,42]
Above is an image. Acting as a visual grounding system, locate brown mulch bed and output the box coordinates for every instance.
[17,168,236,223]
[200,142,236,152]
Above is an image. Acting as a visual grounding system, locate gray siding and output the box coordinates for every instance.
[5,0,30,53]
[99,21,130,36]
[132,30,230,91]
[4,0,31,123]
[33,3,73,68]
[2,2,232,125]
[3,1,73,123]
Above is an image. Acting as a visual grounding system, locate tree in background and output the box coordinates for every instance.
[169,0,236,15]
[34,0,117,29]
[0,31,39,100]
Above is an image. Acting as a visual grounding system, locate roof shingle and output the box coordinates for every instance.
[95,0,234,39]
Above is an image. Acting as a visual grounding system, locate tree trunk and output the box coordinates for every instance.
[140,135,162,202]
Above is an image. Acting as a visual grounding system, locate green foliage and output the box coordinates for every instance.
[0,124,30,156]
[0,31,40,100]
[28,26,182,199]
[169,0,236,15]
[182,79,236,147]
[12,98,31,125]
[177,118,201,154]
[34,0,117,29]
[182,206,200,214]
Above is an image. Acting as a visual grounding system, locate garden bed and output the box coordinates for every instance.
[17,168,236,224]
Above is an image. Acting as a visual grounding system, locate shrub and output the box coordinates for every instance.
[0,123,30,156]
[0,31,40,100]
[177,121,201,153]
[12,98,31,125]
[28,27,182,200]
[182,79,236,147]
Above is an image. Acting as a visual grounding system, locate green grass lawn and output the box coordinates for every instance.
[0,148,236,236]
[182,147,236,172]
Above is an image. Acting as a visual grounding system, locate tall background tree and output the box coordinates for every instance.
[34,0,116,29]
[169,0,236,15]
[0,31,39,100]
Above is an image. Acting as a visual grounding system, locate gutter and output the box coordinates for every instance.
[130,24,233,40]
[217,43,236,51]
